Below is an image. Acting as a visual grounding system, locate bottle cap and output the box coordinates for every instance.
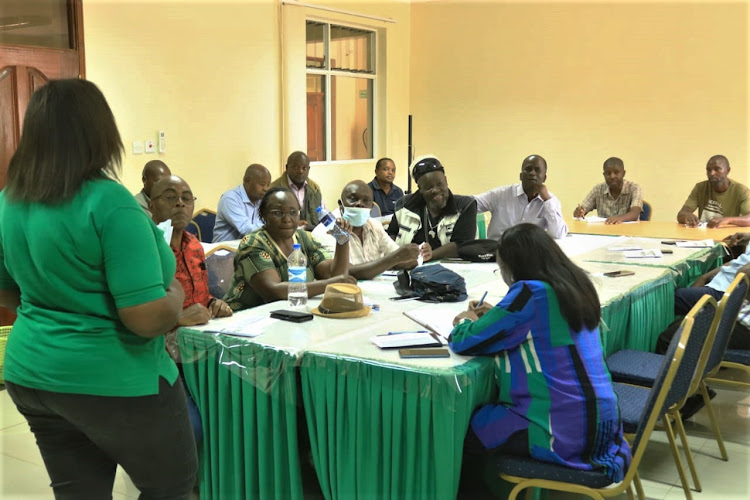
[316,206,323,213]
[293,243,301,250]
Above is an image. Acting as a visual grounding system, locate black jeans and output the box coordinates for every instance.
[6,377,198,500]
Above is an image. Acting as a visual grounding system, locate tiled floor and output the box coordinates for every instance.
[0,372,748,499]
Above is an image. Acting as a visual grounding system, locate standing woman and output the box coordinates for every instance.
[0,80,197,499]
[451,223,630,491]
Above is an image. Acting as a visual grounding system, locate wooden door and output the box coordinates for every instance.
[0,0,84,325]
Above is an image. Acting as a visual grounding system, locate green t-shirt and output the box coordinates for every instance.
[684,180,750,221]
[0,179,178,396]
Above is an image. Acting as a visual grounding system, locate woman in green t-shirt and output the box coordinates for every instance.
[0,80,197,498]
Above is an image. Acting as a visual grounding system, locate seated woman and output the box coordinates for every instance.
[224,187,356,310]
[450,224,630,489]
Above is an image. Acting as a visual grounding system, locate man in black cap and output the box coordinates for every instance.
[387,155,477,261]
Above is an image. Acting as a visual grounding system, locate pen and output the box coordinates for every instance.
[477,291,488,307]
[380,330,429,336]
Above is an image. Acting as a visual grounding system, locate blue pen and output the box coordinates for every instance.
[384,330,429,336]
[477,291,488,307]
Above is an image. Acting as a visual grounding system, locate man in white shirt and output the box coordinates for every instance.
[314,180,423,279]
[474,155,567,240]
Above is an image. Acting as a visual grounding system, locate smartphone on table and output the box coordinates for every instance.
[603,270,636,278]
[399,348,451,359]
[270,310,314,323]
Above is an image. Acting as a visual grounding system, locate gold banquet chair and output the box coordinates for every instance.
[495,296,715,500]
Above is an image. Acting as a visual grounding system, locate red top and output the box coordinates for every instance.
[173,231,211,309]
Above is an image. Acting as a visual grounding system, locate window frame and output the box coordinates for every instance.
[305,19,377,166]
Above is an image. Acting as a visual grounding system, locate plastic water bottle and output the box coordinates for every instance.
[287,243,308,309]
[316,206,350,245]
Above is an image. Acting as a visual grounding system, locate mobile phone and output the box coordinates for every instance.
[603,270,636,278]
[399,348,451,358]
[662,249,674,254]
[661,241,677,245]
[389,295,420,301]
[441,258,471,263]
[270,310,314,323]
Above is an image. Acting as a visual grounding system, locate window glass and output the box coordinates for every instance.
[331,77,372,161]
[0,0,72,49]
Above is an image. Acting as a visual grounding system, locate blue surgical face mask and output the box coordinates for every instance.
[342,206,371,227]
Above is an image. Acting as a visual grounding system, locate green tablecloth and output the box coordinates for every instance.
[179,330,303,500]
[299,355,495,500]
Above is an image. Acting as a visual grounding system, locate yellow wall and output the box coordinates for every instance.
[84,0,411,211]
[410,0,748,222]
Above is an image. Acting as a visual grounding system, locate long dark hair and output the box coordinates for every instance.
[6,79,123,203]
[498,224,600,331]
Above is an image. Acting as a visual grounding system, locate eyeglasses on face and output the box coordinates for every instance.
[154,194,197,204]
[268,209,300,219]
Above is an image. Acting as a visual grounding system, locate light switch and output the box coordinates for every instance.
[132,141,144,154]
[145,140,155,153]
[158,130,166,153]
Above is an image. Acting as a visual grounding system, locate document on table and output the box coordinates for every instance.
[404,306,457,339]
[190,315,279,337]
[675,239,714,248]
[609,245,643,251]
[623,249,663,258]
[370,332,443,349]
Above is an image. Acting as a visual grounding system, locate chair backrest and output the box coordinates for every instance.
[639,201,652,221]
[627,295,715,480]
[185,220,201,241]
[370,202,382,218]
[476,213,487,239]
[702,273,749,380]
[205,245,237,299]
[193,208,217,244]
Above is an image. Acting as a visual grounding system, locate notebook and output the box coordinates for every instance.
[403,306,457,339]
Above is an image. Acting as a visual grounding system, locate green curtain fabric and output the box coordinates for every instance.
[299,355,496,500]
[179,330,304,500]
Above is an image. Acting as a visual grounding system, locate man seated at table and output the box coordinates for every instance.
[150,175,234,441]
[656,231,750,355]
[677,155,750,228]
[573,157,643,224]
[314,180,427,279]
[269,151,324,230]
[387,156,477,261]
[368,157,404,217]
[474,154,567,239]
[213,163,271,242]
[134,159,171,216]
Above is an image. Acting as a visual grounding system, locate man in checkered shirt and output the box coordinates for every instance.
[573,157,643,224]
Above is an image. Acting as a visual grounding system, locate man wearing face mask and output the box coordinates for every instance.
[313,181,425,279]
[387,156,477,261]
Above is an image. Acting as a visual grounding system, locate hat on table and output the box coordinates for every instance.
[311,283,371,319]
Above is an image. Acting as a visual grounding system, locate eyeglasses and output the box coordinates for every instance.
[154,194,197,204]
[412,157,444,181]
[267,209,300,219]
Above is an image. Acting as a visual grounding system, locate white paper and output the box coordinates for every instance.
[404,307,457,339]
[609,245,643,251]
[675,239,714,248]
[157,219,173,244]
[370,332,443,349]
[192,315,279,337]
[623,249,663,258]
[417,243,425,267]
[581,216,608,223]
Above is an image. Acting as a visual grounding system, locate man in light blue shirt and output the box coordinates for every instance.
[212,164,271,242]
[656,232,750,354]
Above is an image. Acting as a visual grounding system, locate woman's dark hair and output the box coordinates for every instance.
[258,186,299,224]
[6,79,123,204]
[498,223,600,331]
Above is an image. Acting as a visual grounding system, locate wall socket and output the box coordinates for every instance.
[145,140,155,153]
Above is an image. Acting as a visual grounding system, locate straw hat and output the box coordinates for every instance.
[311,283,371,319]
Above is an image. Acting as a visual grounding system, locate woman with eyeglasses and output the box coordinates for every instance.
[224,187,356,310]
[0,80,197,498]
[450,224,630,495]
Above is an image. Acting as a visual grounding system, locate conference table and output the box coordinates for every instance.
[180,231,726,500]
[565,218,740,241]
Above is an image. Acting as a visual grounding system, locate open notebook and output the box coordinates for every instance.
[403,306,457,339]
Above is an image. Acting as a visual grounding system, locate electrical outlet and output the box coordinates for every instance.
[158,130,166,153]
[132,141,144,154]
[145,140,155,153]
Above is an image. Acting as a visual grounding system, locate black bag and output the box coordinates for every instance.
[394,264,468,303]
[457,239,498,262]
